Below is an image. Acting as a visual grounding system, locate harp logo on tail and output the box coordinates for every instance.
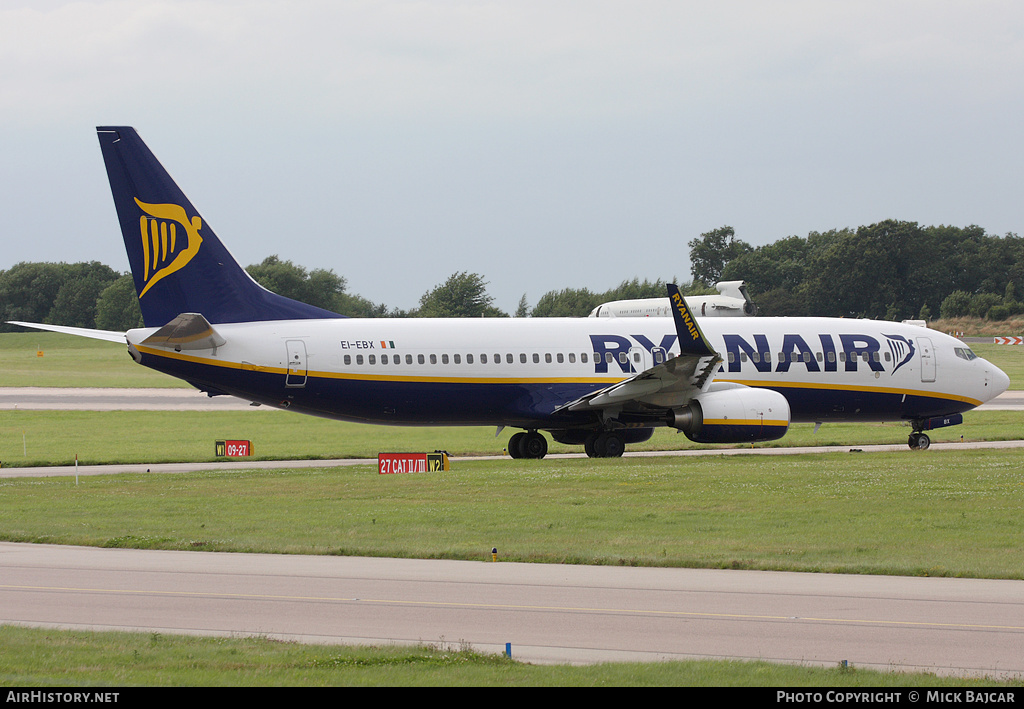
[134,198,203,297]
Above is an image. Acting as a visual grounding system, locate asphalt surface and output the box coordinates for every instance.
[1,542,1021,677]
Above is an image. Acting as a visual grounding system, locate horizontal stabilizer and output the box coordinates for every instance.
[141,313,226,350]
[6,321,126,344]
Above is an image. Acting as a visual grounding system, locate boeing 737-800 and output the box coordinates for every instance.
[9,127,1011,458]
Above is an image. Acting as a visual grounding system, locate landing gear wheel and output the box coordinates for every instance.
[508,431,525,458]
[585,432,625,458]
[600,432,625,458]
[520,431,548,459]
[908,432,931,450]
[509,431,548,459]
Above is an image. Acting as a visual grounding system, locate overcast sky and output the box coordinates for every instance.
[3,1,1023,313]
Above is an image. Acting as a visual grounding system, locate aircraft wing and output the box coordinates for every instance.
[6,321,126,344]
[559,284,724,413]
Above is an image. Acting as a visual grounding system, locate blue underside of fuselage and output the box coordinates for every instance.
[141,352,975,430]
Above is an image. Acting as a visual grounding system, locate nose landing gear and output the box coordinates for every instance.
[908,432,931,450]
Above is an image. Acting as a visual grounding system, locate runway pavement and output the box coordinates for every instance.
[1,542,1022,677]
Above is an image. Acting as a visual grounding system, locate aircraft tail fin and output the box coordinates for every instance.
[96,127,343,327]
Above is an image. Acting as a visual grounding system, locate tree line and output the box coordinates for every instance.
[694,220,1024,321]
[2,218,1021,331]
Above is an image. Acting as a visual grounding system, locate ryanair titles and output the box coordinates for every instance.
[589,332,914,375]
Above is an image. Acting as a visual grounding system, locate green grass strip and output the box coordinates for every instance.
[0,626,1018,686]
[2,451,1022,578]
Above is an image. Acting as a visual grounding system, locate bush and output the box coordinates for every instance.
[939,291,972,319]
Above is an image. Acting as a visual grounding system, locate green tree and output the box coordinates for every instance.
[0,261,119,331]
[688,226,752,287]
[95,274,144,330]
[46,262,120,328]
[515,294,531,318]
[940,291,972,319]
[969,292,1002,319]
[417,272,507,318]
[530,288,599,317]
[245,256,345,313]
[0,262,71,329]
[723,235,809,302]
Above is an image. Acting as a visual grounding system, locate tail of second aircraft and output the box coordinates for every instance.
[96,127,343,327]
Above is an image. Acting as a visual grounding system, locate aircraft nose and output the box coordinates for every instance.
[990,363,1011,398]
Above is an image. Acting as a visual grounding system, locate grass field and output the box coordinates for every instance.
[0,332,186,388]
[1,626,1015,687]
[1,409,1021,468]
[3,450,1022,578]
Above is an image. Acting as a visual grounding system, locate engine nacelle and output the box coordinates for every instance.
[666,387,790,444]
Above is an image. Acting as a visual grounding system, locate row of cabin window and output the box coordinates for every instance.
[343,350,671,367]
[344,352,597,366]
[341,350,891,368]
[730,350,890,364]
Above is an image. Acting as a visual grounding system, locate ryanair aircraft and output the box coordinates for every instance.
[10,127,1011,458]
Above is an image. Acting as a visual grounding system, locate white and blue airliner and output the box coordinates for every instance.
[10,127,1011,458]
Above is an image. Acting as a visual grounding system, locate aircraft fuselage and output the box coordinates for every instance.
[127,315,1004,431]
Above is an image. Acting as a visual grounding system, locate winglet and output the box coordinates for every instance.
[667,284,718,357]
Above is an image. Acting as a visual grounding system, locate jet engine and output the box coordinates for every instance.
[666,386,790,444]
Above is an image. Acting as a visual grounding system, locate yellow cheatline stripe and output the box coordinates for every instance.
[135,346,980,403]
[3,583,1022,632]
[703,419,789,427]
[721,378,982,407]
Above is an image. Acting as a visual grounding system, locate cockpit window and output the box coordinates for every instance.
[954,347,977,361]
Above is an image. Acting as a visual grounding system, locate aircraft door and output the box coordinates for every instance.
[628,345,652,373]
[918,336,935,383]
[285,340,307,388]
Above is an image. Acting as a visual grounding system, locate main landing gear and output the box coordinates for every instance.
[584,431,625,458]
[508,430,548,459]
[908,432,931,450]
[506,429,628,459]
